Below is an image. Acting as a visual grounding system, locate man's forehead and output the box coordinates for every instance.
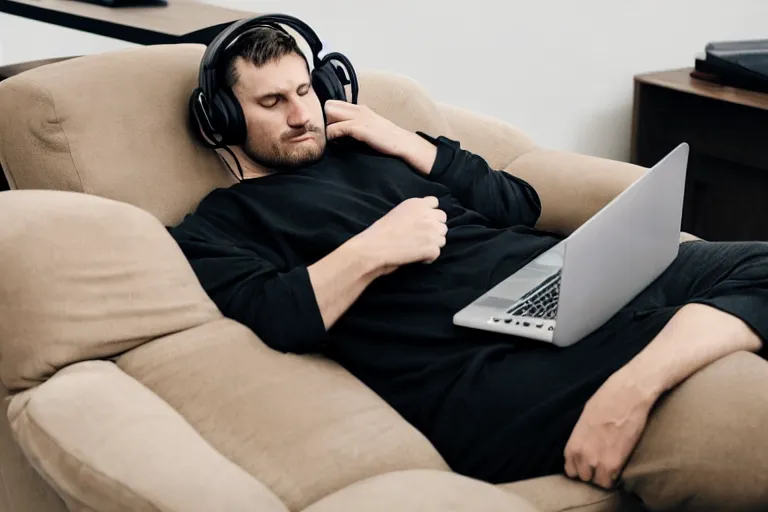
[233,54,310,96]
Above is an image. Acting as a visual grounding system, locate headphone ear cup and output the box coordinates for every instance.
[189,88,216,147]
[212,89,247,146]
[312,61,347,106]
[208,92,229,141]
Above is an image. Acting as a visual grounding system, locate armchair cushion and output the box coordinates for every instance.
[303,470,539,512]
[7,360,286,512]
[2,188,450,512]
[0,44,234,227]
[0,190,221,391]
[116,317,450,511]
[355,70,453,140]
[504,149,645,237]
[499,476,633,512]
[436,102,537,171]
[0,381,68,512]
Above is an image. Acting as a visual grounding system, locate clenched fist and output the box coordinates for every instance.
[352,196,448,275]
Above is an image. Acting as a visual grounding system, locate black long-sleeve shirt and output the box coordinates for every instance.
[169,133,768,484]
[168,132,562,440]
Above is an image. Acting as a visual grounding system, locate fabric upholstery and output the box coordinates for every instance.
[0,380,69,512]
[504,149,646,236]
[117,317,450,511]
[356,70,454,140]
[7,360,286,512]
[0,44,235,227]
[303,469,539,512]
[0,189,221,391]
[437,102,537,171]
[499,476,640,512]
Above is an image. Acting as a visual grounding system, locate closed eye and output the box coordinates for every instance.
[260,95,280,108]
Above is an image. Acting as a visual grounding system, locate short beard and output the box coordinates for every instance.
[243,127,326,172]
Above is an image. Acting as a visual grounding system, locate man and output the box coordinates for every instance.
[168,26,768,492]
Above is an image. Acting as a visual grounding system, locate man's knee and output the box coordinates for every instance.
[620,351,768,511]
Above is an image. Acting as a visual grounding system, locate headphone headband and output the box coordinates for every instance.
[199,14,324,101]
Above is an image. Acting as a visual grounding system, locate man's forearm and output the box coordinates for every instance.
[397,131,438,176]
[615,303,763,402]
[307,238,387,331]
[561,302,763,489]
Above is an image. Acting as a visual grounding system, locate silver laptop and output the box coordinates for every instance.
[453,143,689,347]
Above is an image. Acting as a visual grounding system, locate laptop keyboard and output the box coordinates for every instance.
[506,271,561,320]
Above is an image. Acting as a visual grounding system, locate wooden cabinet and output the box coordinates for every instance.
[632,68,768,241]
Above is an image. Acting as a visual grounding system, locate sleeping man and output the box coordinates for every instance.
[168,24,768,504]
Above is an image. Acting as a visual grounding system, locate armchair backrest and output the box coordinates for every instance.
[0,44,534,228]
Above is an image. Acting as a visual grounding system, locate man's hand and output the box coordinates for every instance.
[564,302,763,490]
[564,369,656,489]
[324,100,437,175]
[325,100,408,156]
[349,196,447,273]
[308,196,446,331]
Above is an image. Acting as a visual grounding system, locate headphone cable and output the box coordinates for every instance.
[217,144,245,182]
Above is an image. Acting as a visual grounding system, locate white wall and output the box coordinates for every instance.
[2,0,766,161]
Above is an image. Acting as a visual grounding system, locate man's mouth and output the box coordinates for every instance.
[284,126,320,143]
[287,132,315,142]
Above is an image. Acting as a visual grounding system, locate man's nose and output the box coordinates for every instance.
[286,97,311,128]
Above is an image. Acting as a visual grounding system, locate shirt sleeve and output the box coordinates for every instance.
[417,132,542,229]
[168,221,329,355]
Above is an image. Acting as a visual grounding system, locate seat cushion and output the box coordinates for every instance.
[499,475,643,512]
[302,469,539,512]
[116,318,450,511]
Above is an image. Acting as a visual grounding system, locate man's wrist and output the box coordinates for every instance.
[615,303,764,405]
[342,235,390,280]
[397,131,438,176]
[610,361,666,407]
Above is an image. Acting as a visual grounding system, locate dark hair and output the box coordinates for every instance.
[222,26,309,89]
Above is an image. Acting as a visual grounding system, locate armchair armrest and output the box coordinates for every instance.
[7,360,286,512]
[436,101,698,241]
[505,149,700,242]
[0,56,81,82]
[436,102,537,171]
[503,148,645,236]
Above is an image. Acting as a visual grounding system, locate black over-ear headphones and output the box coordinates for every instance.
[189,13,359,148]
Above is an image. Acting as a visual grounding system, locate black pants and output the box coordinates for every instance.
[429,240,768,483]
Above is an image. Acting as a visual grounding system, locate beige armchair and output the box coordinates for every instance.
[1,44,767,512]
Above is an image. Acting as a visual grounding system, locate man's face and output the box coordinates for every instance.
[231,52,326,170]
